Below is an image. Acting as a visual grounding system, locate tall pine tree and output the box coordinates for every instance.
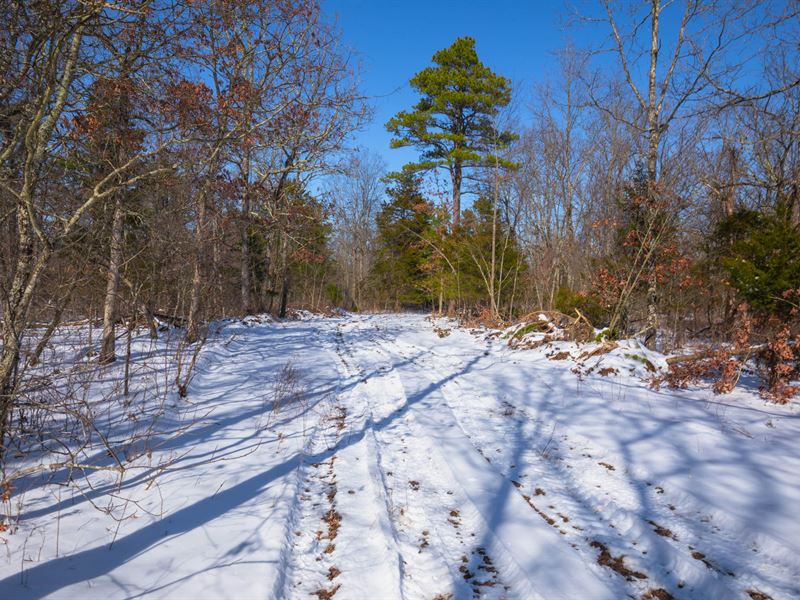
[386,37,516,228]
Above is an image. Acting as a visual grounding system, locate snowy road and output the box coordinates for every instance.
[2,313,799,599]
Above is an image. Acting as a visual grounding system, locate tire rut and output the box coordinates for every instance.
[335,319,607,599]
[384,328,787,599]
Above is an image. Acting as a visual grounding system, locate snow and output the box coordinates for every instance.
[2,313,799,599]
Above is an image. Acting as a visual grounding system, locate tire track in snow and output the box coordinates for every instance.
[383,324,792,600]
[386,333,726,598]
[283,320,404,600]
[336,317,613,600]
[327,320,436,600]
[281,408,346,600]
[333,321,511,599]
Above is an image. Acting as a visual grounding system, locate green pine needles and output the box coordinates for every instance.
[386,37,517,227]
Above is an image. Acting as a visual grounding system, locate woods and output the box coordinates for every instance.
[1,3,800,598]
[1,0,799,478]
[0,0,365,463]
[359,3,800,403]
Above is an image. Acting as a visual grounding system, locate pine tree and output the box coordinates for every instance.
[386,37,516,227]
[370,172,434,308]
[719,210,800,316]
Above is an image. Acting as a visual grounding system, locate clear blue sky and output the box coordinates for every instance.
[324,0,570,173]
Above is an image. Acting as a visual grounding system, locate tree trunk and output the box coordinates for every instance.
[452,162,462,228]
[722,144,737,218]
[0,332,20,456]
[720,143,738,334]
[645,275,658,350]
[642,0,661,350]
[186,193,206,343]
[123,320,132,397]
[646,0,661,186]
[278,232,290,318]
[143,302,158,339]
[0,204,48,453]
[790,182,800,226]
[240,207,251,314]
[99,196,125,364]
[240,154,252,314]
[259,251,271,313]
[279,268,290,319]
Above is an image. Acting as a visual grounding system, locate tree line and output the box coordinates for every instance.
[329,2,800,402]
[0,0,366,451]
[2,0,800,459]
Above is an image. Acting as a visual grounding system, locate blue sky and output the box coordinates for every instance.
[324,0,570,173]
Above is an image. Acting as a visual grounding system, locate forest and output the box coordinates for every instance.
[1,0,799,463]
[1,2,800,599]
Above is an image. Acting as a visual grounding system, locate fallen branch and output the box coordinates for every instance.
[1,461,125,488]
[153,312,187,328]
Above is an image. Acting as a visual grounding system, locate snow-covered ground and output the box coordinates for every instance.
[1,313,799,599]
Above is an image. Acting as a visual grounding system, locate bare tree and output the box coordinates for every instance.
[327,150,385,310]
[511,48,596,309]
[577,0,768,347]
[0,1,177,448]
[178,0,366,333]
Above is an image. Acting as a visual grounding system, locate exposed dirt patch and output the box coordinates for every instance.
[472,579,498,589]
[330,406,347,432]
[448,508,461,528]
[311,583,341,599]
[689,549,733,575]
[550,351,571,361]
[746,590,773,600]
[647,520,677,540]
[419,529,430,551]
[327,566,341,581]
[691,550,714,570]
[408,480,420,491]
[522,495,558,528]
[534,487,546,496]
[323,509,341,541]
[590,540,648,581]
[598,367,619,376]
[475,547,497,574]
[459,546,503,594]
[598,462,616,471]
